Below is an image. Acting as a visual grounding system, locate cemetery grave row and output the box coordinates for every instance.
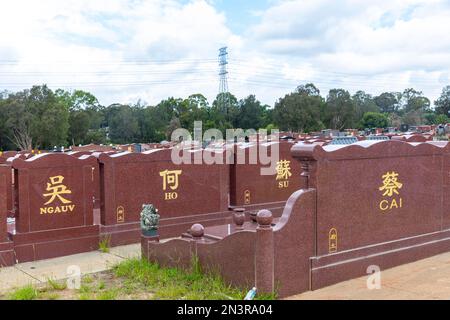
[1,136,449,297]
[142,139,450,298]
[0,141,301,264]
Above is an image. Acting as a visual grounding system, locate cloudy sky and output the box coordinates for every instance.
[1,0,450,107]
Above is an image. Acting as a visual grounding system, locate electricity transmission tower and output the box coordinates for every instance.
[218,47,230,116]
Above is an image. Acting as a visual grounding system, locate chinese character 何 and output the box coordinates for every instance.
[159,169,182,191]
[43,175,72,205]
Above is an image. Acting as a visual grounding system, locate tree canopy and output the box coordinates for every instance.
[0,83,448,151]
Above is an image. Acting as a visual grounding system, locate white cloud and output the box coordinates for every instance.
[234,0,450,104]
[0,0,241,105]
[0,0,449,107]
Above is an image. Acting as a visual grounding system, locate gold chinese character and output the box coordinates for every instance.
[159,169,182,191]
[43,175,72,205]
[276,160,292,180]
[379,171,403,197]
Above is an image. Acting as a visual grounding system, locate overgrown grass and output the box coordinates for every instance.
[8,285,38,300]
[98,236,111,253]
[96,288,119,300]
[47,278,67,291]
[2,257,277,300]
[113,257,276,300]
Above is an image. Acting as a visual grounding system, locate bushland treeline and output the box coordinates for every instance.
[0,83,449,150]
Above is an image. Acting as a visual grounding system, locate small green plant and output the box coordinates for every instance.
[42,292,60,300]
[78,292,92,300]
[47,278,67,291]
[82,275,94,284]
[99,236,111,253]
[8,285,38,300]
[97,280,106,290]
[96,289,118,300]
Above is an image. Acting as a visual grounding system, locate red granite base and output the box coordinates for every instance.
[11,225,99,263]
[100,223,141,247]
[0,240,15,266]
[230,201,286,219]
[101,210,234,246]
[141,234,160,259]
[311,229,450,290]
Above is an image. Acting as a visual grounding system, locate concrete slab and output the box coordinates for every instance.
[0,266,40,294]
[0,244,142,294]
[287,251,450,300]
[15,251,124,282]
[108,243,141,259]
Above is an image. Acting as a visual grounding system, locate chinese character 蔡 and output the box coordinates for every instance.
[43,175,72,205]
[276,160,292,181]
[159,169,182,191]
[379,171,403,197]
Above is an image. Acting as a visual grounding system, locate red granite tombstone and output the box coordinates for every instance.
[0,164,14,218]
[11,154,99,262]
[143,140,450,297]
[76,153,101,210]
[0,165,14,266]
[72,144,115,152]
[391,134,430,142]
[292,140,450,289]
[0,151,17,165]
[230,141,302,216]
[98,148,230,245]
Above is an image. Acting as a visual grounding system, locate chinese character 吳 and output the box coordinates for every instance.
[43,175,72,205]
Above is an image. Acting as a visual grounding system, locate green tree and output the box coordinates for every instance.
[374,92,401,113]
[360,112,389,129]
[324,88,357,130]
[106,104,140,144]
[435,114,449,124]
[1,85,69,150]
[401,88,430,113]
[273,83,325,132]
[435,85,450,117]
[211,92,239,132]
[353,91,379,120]
[56,89,105,145]
[236,95,267,130]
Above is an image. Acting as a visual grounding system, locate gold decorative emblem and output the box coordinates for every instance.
[244,190,251,204]
[117,206,125,223]
[329,228,337,253]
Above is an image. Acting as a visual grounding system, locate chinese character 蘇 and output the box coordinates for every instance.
[276,160,292,181]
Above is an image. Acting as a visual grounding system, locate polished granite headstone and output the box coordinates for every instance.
[10,154,99,262]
